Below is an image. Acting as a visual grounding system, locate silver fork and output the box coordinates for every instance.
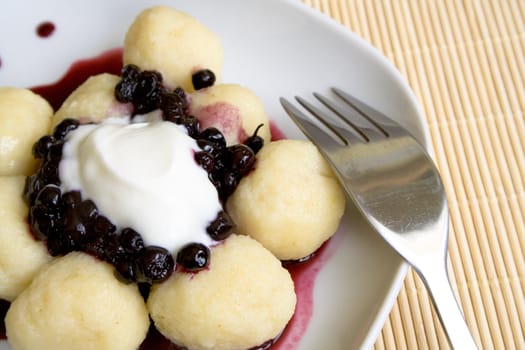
[280,88,477,350]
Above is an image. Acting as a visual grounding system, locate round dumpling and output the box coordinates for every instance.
[148,234,296,350]
[0,176,52,301]
[226,140,346,260]
[5,252,150,350]
[190,84,271,145]
[0,88,52,176]
[51,73,133,129]
[123,6,223,92]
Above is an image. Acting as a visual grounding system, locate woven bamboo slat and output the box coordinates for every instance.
[301,1,525,349]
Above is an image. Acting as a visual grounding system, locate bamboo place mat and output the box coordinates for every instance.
[300,0,525,349]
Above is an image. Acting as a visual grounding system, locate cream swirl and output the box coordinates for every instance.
[59,117,219,253]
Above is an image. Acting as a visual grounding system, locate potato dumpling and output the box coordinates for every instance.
[51,73,133,129]
[227,140,346,260]
[5,252,150,350]
[148,234,296,350]
[0,88,52,176]
[123,6,223,92]
[0,176,51,301]
[190,84,271,145]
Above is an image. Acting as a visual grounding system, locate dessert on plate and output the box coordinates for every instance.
[0,5,346,350]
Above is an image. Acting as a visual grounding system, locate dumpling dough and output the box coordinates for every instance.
[5,252,150,350]
[0,88,52,176]
[190,84,271,145]
[226,140,346,260]
[123,6,223,92]
[51,73,133,129]
[0,176,51,301]
[148,234,296,350]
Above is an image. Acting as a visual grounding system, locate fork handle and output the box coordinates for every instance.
[417,264,478,350]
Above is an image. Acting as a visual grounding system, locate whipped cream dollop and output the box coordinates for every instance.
[59,117,220,252]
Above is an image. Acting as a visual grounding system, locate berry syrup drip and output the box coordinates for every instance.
[139,325,278,350]
[270,121,287,142]
[31,48,123,110]
[0,299,9,340]
[11,50,340,350]
[36,21,56,38]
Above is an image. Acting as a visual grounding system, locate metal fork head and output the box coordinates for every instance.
[280,88,449,263]
[280,88,479,350]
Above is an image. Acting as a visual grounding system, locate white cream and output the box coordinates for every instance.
[59,118,220,253]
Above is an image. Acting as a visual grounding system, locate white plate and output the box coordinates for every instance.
[0,1,430,349]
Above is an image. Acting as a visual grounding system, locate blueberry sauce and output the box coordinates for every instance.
[274,236,340,349]
[31,48,123,110]
[0,50,340,350]
[139,325,278,350]
[270,121,286,141]
[36,21,56,38]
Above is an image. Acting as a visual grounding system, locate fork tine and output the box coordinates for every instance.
[279,97,342,149]
[294,96,366,145]
[312,93,370,142]
[332,87,393,137]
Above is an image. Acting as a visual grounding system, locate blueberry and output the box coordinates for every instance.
[199,127,226,148]
[62,191,82,208]
[91,215,116,236]
[244,124,265,154]
[29,204,61,240]
[215,147,233,167]
[63,207,88,245]
[161,90,187,123]
[136,246,175,283]
[115,64,140,102]
[192,69,216,90]
[78,199,98,221]
[32,135,56,159]
[53,118,80,140]
[220,171,239,199]
[115,65,165,114]
[208,172,223,195]
[38,159,60,185]
[179,115,200,137]
[121,64,141,82]
[104,233,128,264]
[115,80,136,103]
[46,233,73,256]
[114,259,138,283]
[120,228,145,255]
[229,144,256,176]
[24,174,49,205]
[133,70,164,114]
[173,86,187,101]
[34,184,62,208]
[84,236,107,260]
[45,141,64,163]
[194,151,215,173]
[197,139,223,158]
[176,243,210,271]
[206,211,234,241]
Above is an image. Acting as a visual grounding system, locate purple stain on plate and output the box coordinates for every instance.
[36,21,56,38]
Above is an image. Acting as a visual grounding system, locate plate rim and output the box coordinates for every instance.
[0,1,433,349]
